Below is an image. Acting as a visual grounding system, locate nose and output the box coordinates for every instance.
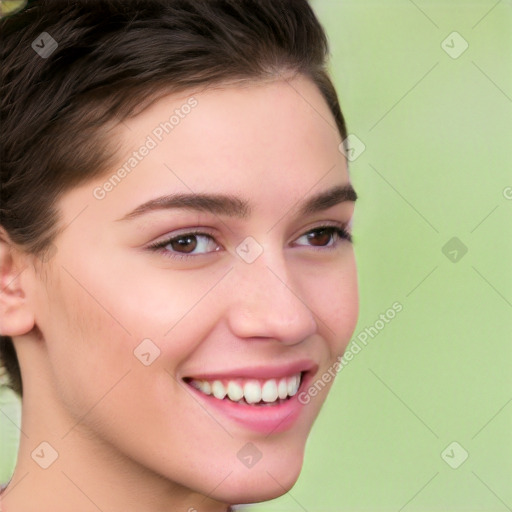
[225,252,318,345]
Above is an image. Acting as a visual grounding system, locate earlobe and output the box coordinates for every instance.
[0,228,36,337]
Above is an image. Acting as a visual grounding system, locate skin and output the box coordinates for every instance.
[0,75,358,511]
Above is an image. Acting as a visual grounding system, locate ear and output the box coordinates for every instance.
[0,227,36,337]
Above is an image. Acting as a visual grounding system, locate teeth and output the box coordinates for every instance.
[227,381,244,402]
[277,378,288,399]
[188,373,302,405]
[287,375,299,396]
[244,380,262,404]
[199,380,211,395]
[261,379,278,402]
[211,380,226,400]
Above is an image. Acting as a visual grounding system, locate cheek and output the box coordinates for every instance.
[36,275,129,409]
[306,253,359,353]
[36,261,225,406]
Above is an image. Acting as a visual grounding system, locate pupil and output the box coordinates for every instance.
[172,236,197,253]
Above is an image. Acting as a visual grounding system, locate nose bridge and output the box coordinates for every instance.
[226,250,318,343]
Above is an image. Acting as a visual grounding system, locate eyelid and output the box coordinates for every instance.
[294,221,353,245]
[147,227,217,245]
[146,228,220,252]
[301,220,351,234]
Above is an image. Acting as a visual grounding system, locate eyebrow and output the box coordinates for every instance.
[116,183,357,222]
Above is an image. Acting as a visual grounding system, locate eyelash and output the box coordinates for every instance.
[146,224,352,261]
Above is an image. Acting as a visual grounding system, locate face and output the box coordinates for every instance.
[28,76,358,504]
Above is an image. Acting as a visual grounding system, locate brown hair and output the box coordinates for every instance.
[0,0,348,396]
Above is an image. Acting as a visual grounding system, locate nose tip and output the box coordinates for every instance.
[226,263,318,345]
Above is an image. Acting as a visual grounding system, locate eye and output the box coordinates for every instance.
[147,224,352,261]
[294,225,352,248]
[147,231,221,260]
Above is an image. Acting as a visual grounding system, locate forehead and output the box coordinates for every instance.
[59,76,350,225]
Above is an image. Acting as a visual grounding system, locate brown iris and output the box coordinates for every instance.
[170,235,198,253]
[307,228,332,247]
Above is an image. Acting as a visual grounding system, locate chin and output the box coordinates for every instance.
[212,450,305,505]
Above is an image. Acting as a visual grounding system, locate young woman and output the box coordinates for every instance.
[0,1,358,510]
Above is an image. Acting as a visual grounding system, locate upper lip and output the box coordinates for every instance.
[183,359,318,381]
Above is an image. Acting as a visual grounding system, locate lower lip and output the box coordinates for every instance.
[185,373,312,434]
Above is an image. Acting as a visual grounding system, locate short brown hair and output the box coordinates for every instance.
[0,0,348,396]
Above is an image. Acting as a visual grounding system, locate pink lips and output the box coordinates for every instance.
[183,359,317,381]
[183,360,317,434]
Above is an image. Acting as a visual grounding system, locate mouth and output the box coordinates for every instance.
[182,361,317,434]
[184,372,303,407]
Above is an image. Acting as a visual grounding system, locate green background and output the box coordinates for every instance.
[1,1,511,510]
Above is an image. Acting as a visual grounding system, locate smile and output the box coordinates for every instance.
[182,361,317,434]
[186,373,302,406]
